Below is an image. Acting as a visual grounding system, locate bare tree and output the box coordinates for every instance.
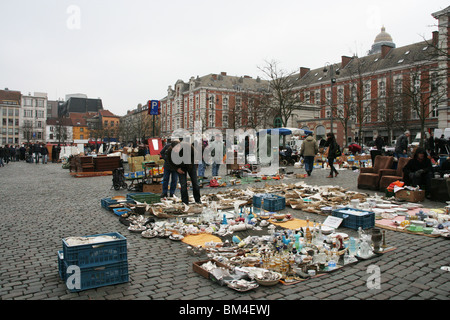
[344,57,378,143]
[376,72,403,144]
[258,60,298,128]
[400,62,447,147]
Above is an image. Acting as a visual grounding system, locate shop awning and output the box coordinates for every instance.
[257,127,313,136]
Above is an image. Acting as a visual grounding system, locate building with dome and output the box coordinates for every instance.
[158,7,450,148]
[289,6,450,147]
[368,26,396,55]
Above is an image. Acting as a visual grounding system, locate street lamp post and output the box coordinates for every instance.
[323,63,340,134]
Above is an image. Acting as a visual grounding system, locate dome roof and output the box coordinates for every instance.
[374,26,393,43]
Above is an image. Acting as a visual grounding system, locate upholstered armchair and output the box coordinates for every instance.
[357,156,394,190]
[378,157,411,191]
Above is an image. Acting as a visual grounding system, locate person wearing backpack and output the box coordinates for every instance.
[325,132,340,178]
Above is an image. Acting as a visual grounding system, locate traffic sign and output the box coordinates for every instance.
[148,100,160,115]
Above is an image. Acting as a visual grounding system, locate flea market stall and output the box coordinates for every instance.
[53,178,449,293]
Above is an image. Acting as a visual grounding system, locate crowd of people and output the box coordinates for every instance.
[0,143,61,167]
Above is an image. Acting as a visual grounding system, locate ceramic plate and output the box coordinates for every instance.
[376,204,393,209]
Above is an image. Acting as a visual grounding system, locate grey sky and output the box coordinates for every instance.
[0,0,448,116]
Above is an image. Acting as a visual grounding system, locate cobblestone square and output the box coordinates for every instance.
[1,161,449,301]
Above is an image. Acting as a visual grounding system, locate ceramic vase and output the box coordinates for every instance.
[371,228,383,253]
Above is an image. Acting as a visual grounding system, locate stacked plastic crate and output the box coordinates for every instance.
[58,232,129,292]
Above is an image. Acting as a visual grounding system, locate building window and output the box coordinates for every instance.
[209,114,214,128]
[274,117,282,128]
[337,88,344,104]
[351,86,357,102]
[363,104,371,122]
[364,83,371,100]
[223,115,228,128]
[80,127,84,132]
[315,125,325,140]
[80,134,84,139]
[395,78,402,94]
[378,103,386,122]
[379,80,386,98]
[315,91,320,105]
[326,90,331,102]
[236,97,242,107]
[431,99,439,118]
[223,97,228,111]
[304,92,310,104]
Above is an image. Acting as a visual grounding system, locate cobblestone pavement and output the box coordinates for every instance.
[0,161,449,302]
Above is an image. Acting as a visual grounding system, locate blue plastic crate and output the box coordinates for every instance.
[112,207,131,217]
[332,207,375,230]
[62,260,129,292]
[252,194,286,211]
[62,232,128,268]
[101,198,134,210]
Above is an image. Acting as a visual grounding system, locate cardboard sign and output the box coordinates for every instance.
[323,216,343,229]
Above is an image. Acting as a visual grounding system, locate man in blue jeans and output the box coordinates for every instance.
[167,140,201,205]
[299,133,319,176]
[209,134,224,177]
[160,140,179,198]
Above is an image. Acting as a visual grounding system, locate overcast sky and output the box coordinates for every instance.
[0,0,448,116]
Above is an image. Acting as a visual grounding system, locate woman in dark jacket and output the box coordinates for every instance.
[325,132,339,178]
[403,147,433,197]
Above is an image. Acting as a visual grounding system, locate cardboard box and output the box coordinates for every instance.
[395,189,425,202]
[192,259,230,279]
[143,183,162,193]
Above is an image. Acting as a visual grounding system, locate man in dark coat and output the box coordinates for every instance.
[40,143,49,164]
[395,130,410,159]
[19,145,26,161]
[32,142,41,164]
[166,140,201,205]
[160,140,179,198]
[403,147,433,198]
[0,145,5,167]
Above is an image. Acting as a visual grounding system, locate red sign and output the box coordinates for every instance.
[148,138,162,156]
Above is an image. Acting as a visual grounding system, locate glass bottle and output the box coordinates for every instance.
[305,217,312,243]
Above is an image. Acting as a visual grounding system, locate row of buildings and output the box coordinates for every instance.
[0,91,124,146]
[159,6,450,147]
[2,7,449,148]
[0,87,159,147]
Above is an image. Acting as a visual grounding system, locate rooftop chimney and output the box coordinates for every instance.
[432,31,439,46]
[300,67,310,78]
[220,72,227,76]
[341,56,352,68]
[381,44,393,59]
